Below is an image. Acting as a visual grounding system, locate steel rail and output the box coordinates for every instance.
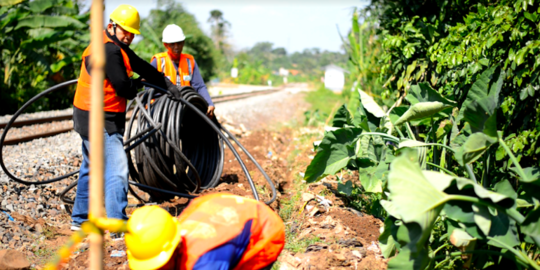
[1,88,281,145]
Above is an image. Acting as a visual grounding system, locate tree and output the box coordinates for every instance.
[131,0,222,81]
[207,9,230,56]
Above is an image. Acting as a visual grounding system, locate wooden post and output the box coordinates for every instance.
[89,0,105,270]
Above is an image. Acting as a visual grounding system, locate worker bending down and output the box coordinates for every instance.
[125,193,285,270]
[150,24,215,118]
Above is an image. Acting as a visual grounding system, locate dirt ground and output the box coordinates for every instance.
[60,125,386,270]
[6,90,387,269]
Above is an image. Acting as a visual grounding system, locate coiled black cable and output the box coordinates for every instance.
[0,80,277,205]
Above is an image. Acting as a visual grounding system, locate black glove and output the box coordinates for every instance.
[130,77,143,89]
[165,79,182,101]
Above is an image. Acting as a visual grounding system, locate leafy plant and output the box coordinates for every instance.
[0,0,90,115]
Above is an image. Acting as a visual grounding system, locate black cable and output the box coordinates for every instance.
[0,80,277,205]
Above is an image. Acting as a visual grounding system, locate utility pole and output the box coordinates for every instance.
[89,0,105,269]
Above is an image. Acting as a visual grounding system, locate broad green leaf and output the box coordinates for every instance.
[387,151,446,253]
[462,100,497,137]
[472,204,491,236]
[423,170,513,207]
[494,180,518,200]
[304,128,363,183]
[389,106,408,125]
[337,180,353,196]
[458,67,502,122]
[332,104,353,127]
[521,207,540,239]
[15,15,87,30]
[358,89,386,118]
[28,0,55,13]
[454,132,497,165]
[406,83,456,106]
[510,166,540,185]
[388,154,446,223]
[379,217,398,258]
[443,202,475,224]
[387,247,430,270]
[449,228,476,248]
[487,210,520,248]
[394,102,453,126]
[359,161,387,193]
[381,200,402,219]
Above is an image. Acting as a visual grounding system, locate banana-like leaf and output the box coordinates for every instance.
[304,128,363,183]
[394,102,453,126]
[406,83,456,106]
[453,132,497,166]
[358,89,386,118]
[463,100,497,136]
[28,0,55,13]
[458,67,504,122]
[15,15,87,30]
[332,104,354,127]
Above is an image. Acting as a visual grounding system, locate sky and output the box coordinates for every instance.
[98,0,368,54]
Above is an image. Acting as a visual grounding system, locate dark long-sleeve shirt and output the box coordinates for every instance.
[73,31,170,137]
[150,57,214,106]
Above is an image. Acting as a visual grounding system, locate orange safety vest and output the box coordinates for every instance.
[177,193,285,270]
[151,52,195,87]
[73,30,134,113]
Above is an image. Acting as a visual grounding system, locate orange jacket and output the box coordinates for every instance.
[177,193,285,270]
[151,52,195,87]
[73,30,133,113]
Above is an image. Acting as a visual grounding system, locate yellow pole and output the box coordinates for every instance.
[89,0,105,269]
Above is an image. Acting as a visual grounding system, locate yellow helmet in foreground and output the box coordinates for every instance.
[109,4,141,35]
[125,206,182,269]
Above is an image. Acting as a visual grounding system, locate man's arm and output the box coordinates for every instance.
[191,61,215,118]
[191,61,214,106]
[105,43,138,99]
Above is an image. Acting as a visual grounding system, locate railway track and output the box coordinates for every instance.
[0,87,281,145]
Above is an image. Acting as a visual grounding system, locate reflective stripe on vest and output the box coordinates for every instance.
[177,193,285,270]
[73,30,133,113]
[151,52,195,87]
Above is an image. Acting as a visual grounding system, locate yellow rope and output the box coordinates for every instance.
[43,216,127,270]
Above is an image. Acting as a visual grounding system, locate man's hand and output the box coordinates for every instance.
[165,79,182,101]
[206,106,215,119]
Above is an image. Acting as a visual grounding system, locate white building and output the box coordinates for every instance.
[323,64,348,92]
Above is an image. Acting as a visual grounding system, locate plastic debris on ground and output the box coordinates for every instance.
[2,211,14,221]
[111,250,126,257]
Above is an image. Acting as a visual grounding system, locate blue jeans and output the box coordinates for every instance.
[71,132,129,225]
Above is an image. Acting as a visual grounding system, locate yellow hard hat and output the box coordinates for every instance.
[125,206,182,270]
[109,4,141,35]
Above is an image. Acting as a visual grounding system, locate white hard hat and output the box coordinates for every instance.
[162,24,186,43]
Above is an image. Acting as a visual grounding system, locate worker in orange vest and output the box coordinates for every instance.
[150,24,215,119]
[125,193,285,270]
[71,4,182,231]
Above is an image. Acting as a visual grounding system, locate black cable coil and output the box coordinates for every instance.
[126,86,223,200]
[0,80,277,207]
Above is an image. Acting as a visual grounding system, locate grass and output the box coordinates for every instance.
[305,84,349,116]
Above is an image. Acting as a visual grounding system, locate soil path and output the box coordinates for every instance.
[2,85,387,269]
